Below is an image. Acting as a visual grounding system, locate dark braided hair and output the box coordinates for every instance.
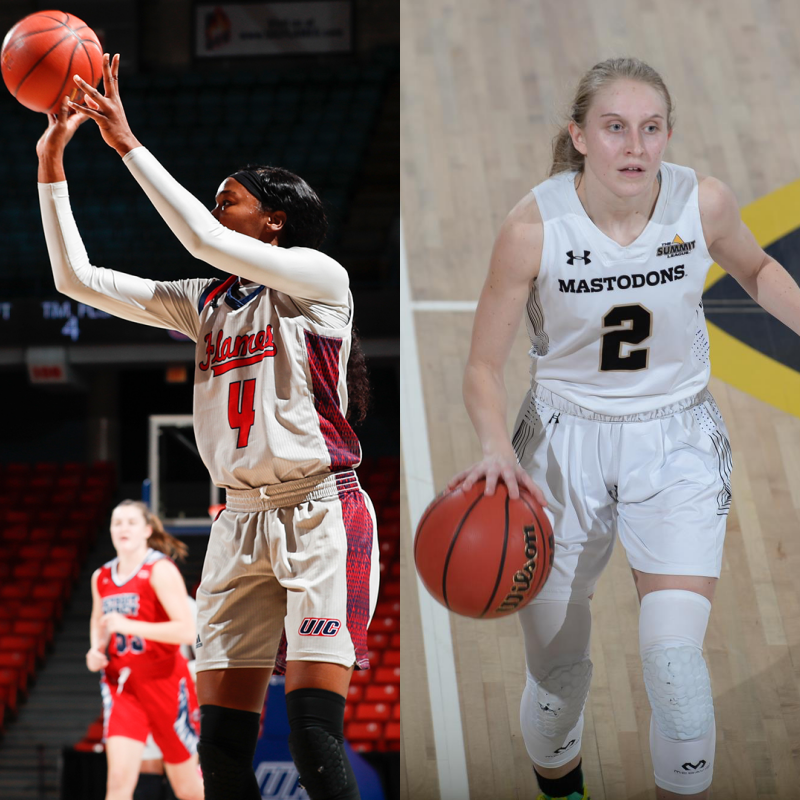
[234,165,370,425]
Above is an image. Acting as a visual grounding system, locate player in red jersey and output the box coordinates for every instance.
[87,500,203,800]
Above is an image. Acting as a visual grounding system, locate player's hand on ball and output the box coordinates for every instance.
[101,611,132,636]
[69,53,141,157]
[35,95,88,160]
[86,647,109,672]
[448,453,548,506]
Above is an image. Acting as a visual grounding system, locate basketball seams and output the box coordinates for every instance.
[480,493,510,617]
[46,38,82,113]
[3,12,102,114]
[12,31,73,96]
[441,492,485,610]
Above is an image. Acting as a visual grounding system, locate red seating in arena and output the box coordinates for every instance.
[0,460,115,731]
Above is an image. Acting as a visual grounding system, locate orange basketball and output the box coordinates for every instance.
[1,10,102,114]
[414,480,554,618]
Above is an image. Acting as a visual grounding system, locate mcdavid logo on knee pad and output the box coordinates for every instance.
[554,740,577,754]
[299,618,341,636]
[677,759,707,774]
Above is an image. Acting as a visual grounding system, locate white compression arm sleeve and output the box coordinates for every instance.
[122,147,350,306]
[38,181,201,338]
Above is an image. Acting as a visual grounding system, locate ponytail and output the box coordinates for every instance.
[113,499,188,562]
[549,127,586,177]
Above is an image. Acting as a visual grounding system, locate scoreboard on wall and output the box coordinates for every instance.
[0,297,191,347]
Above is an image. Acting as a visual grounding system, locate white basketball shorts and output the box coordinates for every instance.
[512,384,733,602]
[195,471,380,674]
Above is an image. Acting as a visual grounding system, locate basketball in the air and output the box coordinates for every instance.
[414,480,554,618]
[1,10,102,114]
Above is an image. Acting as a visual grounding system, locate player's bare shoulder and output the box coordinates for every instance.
[492,191,545,283]
[696,173,739,249]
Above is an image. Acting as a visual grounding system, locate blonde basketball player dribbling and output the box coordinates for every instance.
[37,53,379,800]
[449,58,800,800]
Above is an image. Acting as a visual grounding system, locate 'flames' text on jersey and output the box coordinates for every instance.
[140,279,359,490]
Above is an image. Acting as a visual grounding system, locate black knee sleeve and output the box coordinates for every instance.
[197,704,261,800]
[286,688,361,800]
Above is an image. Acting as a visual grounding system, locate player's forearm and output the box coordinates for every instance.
[740,256,800,338]
[90,618,107,651]
[463,361,516,458]
[38,181,173,323]
[122,147,350,304]
[123,619,196,646]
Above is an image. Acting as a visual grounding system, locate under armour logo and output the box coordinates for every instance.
[195,635,203,648]
[566,250,591,265]
[554,739,576,754]
[548,412,561,425]
[681,760,706,771]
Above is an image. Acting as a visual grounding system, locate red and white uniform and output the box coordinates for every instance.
[97,549,199,762]
[40,149,379,675]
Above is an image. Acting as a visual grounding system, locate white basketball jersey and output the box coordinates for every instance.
[144,277,360,490]
[527,162,714,414]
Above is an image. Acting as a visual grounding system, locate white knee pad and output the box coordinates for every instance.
[518,599,593,768]
[640,589,715,794]
[521,658,592,768]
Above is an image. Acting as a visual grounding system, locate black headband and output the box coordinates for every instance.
[229,170,267,205]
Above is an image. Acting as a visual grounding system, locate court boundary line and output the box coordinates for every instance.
[400,219,471,800]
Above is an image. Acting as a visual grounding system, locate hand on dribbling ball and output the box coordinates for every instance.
[86,647,109,672]
[100,611,133,636]
[447,452,547,506]
[68,53,142,157]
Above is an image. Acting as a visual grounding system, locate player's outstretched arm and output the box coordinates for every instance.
[36,96,201,338]
[452,194,547,506]
[72,54,348,305]
[700,175,800,337]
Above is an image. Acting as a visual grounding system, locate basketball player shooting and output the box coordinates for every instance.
[37,53,379,800]
[449,58,800,800]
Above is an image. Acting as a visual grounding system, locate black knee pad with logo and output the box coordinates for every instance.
[286,688,360,800]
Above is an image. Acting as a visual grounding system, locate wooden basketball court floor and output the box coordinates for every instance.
[400,2,800,798]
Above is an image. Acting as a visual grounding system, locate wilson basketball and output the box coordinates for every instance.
[414,480,554,618]
[1,11,102,114]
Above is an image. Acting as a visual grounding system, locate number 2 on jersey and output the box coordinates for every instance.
[228,379,257,448]
[600,304,652,371]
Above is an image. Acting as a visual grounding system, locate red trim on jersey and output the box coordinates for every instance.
[304,330,360,470]
[201,275,237,311]
[337,473,373,671]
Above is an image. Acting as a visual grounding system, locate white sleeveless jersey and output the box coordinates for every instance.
[527,162,714,414]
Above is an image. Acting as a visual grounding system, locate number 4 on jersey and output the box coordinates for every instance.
[228,379,256,448]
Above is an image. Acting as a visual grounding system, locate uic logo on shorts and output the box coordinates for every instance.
[299,618,341,637]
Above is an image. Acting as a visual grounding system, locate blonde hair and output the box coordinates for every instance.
[550,57,675,176]
[113,500,188,562]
